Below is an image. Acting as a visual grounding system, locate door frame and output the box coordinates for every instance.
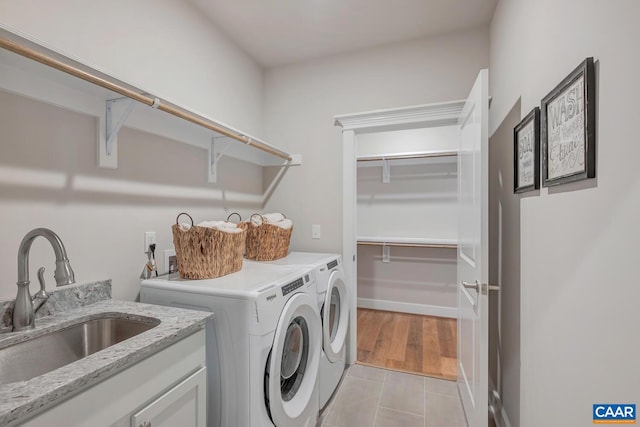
[334,100,466,364]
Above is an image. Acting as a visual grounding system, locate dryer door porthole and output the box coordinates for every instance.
[280,317,308,401]
[322,270,349,363]
[265,292,321,427]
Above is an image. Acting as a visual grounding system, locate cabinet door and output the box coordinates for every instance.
[131,367,206,427]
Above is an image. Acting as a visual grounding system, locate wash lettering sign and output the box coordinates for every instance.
[593,404,636,424]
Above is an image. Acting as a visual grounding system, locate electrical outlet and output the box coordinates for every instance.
[312,225,321,239]
[168,255,178,274]
[144,231,156,253]
[164,249,177,274]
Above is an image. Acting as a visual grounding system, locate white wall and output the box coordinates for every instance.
[357,127,459,241]
[356,126,460,158]
[490,1,640,425]
[357,161,457,240]
[263,27,490,252]
[357,245,458,316]
[0,0,263,136]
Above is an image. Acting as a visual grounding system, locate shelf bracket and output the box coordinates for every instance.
[382,243,390,263]
[99,97,136,168]
[106,98,136,155]
[208,138,220,183]
[208,137,233,183]
[382,157,390,183]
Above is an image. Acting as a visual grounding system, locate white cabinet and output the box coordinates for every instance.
[131,367,206,427]
[20,329,206,427]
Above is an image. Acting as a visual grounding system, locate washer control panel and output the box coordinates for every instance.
[327,259,338,270]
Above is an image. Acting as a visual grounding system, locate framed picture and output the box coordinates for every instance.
[514,107,540,193]
[541,57,596,187]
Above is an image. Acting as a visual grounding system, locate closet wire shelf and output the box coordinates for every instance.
[356,238,457,249]
[356,151,458,162]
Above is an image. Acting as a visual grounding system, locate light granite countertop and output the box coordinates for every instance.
[0,298,212,426]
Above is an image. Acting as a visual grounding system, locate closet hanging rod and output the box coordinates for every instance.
[357,151,458,162]
[0,37,292,162]
[357,241,457,249]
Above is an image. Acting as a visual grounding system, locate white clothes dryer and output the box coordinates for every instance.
[245,252,349,409]
[141,262,321,427]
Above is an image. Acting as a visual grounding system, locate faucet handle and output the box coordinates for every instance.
[34,267,49,299]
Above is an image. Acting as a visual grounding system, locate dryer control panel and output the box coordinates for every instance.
[282,276,306,296]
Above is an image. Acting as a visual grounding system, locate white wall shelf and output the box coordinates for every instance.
[356,151,458,182]
[0,26,301,173]
[357,236,456,269]
[356,150,458,162]
[357,236,457,249]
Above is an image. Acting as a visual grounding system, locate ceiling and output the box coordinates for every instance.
[188,0,498,68]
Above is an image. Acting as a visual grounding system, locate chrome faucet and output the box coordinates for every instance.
[13,228,75,331]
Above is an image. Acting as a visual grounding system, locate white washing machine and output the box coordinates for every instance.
[246,252,349,409]
[140,262,321,427]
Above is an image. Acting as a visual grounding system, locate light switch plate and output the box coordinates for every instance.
[312,225,321,239]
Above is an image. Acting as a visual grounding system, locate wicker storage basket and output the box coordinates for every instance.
[172,212,246,279]
[242,213,293,261]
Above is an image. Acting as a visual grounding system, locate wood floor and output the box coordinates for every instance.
[356,308,457,380]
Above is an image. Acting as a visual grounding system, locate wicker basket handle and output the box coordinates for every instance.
[248,213,287,226]
[262,212,287,224]
[176,212,194,226]
[249,213,264,226]
[226,212,242,223]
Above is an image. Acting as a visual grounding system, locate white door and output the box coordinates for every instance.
[457,69,489,427]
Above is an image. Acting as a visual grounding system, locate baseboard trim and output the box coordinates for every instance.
[501,406,513,427]
[488,378,514,427]
[357,297,457,318]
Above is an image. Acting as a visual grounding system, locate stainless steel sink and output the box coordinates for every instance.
[0,315,160,385]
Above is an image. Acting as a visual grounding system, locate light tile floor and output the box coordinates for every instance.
[317,364,467,427]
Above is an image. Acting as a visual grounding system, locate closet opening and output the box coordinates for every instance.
[355,128,458,379]
[336,101,465,381]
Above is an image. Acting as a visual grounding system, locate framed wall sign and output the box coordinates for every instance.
[514,107,540,193]
[541,57,596,187]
